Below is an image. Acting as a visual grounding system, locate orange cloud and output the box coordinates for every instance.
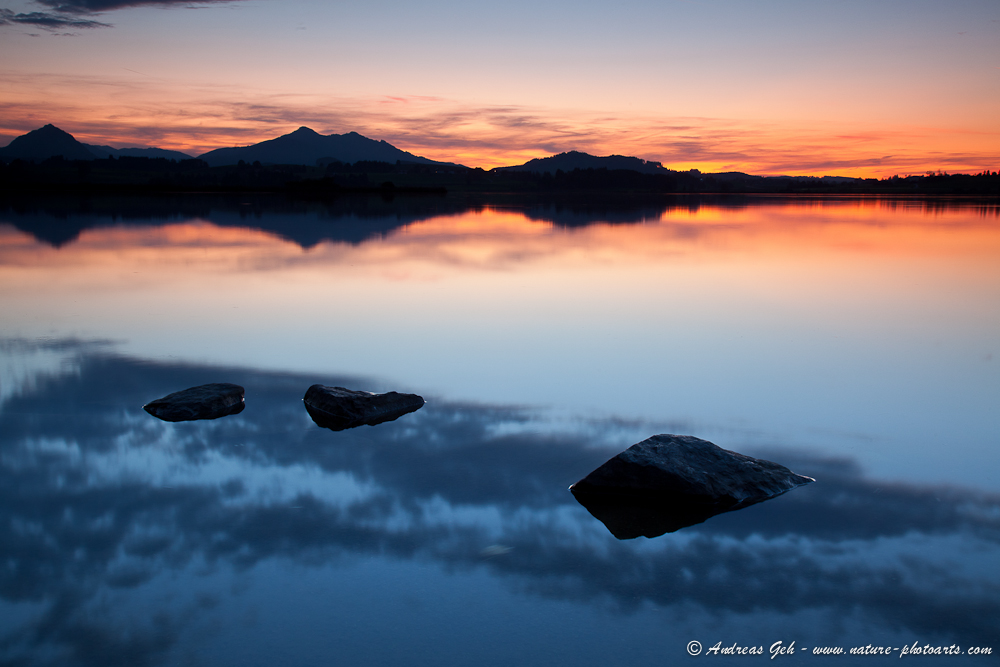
[0,70,996,177]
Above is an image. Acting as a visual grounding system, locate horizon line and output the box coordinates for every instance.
[0,122,996,181]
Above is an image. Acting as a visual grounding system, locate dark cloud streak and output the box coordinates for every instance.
[34,0,245,13]
[0,8,110,28]
[0,0,247,33]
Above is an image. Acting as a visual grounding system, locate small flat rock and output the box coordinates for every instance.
[143,383,245,422]
[570,434,814,537]
[303,384,424,431]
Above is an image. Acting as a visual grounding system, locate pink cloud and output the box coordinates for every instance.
[1,71,996,177]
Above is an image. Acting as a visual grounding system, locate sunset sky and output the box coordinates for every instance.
[0,0,998,176]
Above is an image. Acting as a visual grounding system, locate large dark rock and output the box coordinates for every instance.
[570,434,814,538]
[303,384,424,431]
[143,383,245,422]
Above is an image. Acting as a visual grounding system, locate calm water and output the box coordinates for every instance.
[1,195,998,665]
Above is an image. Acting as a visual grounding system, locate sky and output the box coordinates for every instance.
[0,0,998,176]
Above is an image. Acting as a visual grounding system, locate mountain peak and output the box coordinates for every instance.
[35,124,74,138]
[197,127,459,168]
[0,124,97,161]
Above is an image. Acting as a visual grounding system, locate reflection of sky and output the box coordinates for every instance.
[1,198,997,490]
[0,342,998,666]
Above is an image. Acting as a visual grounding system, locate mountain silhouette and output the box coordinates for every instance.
[0,124,97,162]
[0,124,193,162]
[84,144,193,161]
[197,126,462,168]
[496,151,670,175]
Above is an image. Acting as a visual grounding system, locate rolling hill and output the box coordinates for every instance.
[494,151,670,175]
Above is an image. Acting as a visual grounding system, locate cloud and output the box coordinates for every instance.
[0,0,247,33]
[1,69,997,175]
[0,7,110,28]
[33,0,244,13]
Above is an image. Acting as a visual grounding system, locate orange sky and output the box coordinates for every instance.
[0,0,998,176]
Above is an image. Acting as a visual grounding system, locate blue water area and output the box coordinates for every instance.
[0,195,997,665]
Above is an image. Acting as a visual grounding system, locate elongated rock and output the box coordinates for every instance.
[570,434,814,538]
[143,383,245,422]
[303,384,424,431]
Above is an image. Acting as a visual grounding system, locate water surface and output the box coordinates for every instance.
[1,195,997,665]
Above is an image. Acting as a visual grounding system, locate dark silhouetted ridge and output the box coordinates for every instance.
[496,151,669,175]
[0,124,97,162]
[197,127,464,168]
[85,144,193,160]
[0,124,194,162]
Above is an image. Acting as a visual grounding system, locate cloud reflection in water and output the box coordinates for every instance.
[0,340,997,665]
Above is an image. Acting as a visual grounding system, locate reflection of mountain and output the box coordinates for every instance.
[0,194,455,248]
[1,339,998,664]
[0,193,767,249]
[0,193,689,249]
[6,194,999,251]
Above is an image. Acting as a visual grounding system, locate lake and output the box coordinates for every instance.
[1,194,998,665]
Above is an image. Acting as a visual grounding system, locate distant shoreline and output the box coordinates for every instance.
[2,156,999,197]
[3,125,997,196]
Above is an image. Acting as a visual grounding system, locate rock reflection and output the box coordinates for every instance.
[570,492,729,538]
